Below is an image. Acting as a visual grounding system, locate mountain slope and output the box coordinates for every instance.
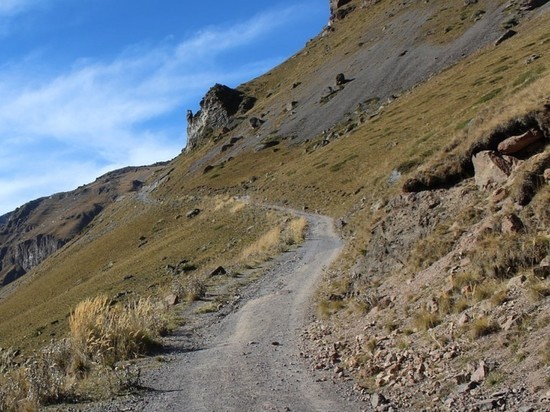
[0,0,549,410]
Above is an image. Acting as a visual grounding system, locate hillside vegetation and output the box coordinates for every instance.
[0,0,549,410]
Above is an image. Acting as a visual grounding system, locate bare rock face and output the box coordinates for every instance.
[186,84,255,151]
[472,151,522,190]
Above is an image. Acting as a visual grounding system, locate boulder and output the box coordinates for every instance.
[544,168,550,182]
[471,360,489,383]
[497,129,543,154]
[472,151,521,189]
[501,214,524,234]
[249,117,264,129]
[335,73,346,86]
[165,294,179,306]
[494,30,517,46]
[186,209,201,219]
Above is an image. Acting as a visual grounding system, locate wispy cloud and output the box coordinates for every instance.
[0,4,316,214]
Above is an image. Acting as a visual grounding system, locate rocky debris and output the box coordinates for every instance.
[186,84,255,151]
[472,151,522,190]
[497,129,544,155]
[494,30,517,46]
[186,209,201,219]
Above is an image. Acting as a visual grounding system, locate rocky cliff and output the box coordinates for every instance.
[0,164,166,287]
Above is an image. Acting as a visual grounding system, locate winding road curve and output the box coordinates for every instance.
[136,211,366,412]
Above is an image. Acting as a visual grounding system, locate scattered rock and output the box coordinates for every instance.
[336,73,346,86]
[249,117,264,129]
[186,209,201,219]
[471,360,489,383]
[526,54,541,64]
[164,294,179,306]
[286,101,298,112]
[203,165,214,174]
[494,30,517,46]
[497,129,543,155]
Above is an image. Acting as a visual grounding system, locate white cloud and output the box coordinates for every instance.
[0,4,313,214]
[0,0,49,17]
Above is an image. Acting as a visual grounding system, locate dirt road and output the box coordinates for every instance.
[134,211,365,411]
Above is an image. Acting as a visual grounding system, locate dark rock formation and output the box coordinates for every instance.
[186,84,255,151]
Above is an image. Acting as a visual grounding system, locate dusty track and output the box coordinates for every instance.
[134,211,365,411]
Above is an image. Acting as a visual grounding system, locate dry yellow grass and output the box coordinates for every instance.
[240,226,283,262]
[286,217,308,245]
[70,295,167,366]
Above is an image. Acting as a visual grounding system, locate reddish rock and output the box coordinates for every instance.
[501,214,524,233]
[472,151,522,190]
[471,360,489,382]
[497,129,543,155]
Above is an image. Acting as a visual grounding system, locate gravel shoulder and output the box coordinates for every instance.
[127,211,366,412]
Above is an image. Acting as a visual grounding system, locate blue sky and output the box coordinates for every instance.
[0,0,327,215]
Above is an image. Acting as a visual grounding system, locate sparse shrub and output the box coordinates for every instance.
[486,371,504,386]
[473,281,498,302]
[70,295,167,366]
[285,217,308,245]
[240,226,282,262]
[453,297,470,314]
[469,233,549,279]
[526,278,550,302]
[469,317,500,339]
[174,275,208,302]
[413,310,441,331]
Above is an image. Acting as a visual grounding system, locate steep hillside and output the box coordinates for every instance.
[0,0,549,410]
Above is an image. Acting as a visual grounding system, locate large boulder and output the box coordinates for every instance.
[497,129,543,155]
[472,151,522,190]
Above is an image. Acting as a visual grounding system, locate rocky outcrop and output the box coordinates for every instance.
[186,84,255,151]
